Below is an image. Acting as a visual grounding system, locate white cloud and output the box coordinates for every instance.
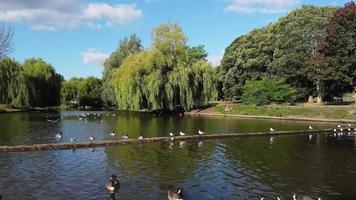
[81,49,109,66]
[207,50,224,67]
[0,0,143,31]
[226,0,300,13]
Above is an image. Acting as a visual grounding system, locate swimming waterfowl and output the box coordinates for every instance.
[109,131,116,136]
[293,194,320,200]
[106,175,120,193]
[121,133,129,139]
[198,130,205,135]
[70,138,76,142]
[55,131,62,138]
[168,185,183,200]
[89,136,95,141]
[179,131,186,136]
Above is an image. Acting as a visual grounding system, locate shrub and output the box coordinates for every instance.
[241,77,297,105]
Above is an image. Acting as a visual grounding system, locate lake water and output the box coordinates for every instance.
[0,111,355,199]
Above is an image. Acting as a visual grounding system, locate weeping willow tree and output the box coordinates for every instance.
[0,58,32,108]
[112,23,217,111]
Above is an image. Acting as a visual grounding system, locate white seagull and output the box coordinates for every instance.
[70,138,76,142]
[89,136,95,141]
[308,126,313,130]
[198,130,205,135]
[169,132,175,137]
[269,128,275,132]
[179,131,186,136]
[138,136,143,140]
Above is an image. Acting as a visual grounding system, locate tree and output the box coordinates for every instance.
[311,2,356,102]
[220,5,335,101]
[0,24,13,59]
[220,27,274,100]
[270,5,335,101]
[102,34,143,106]
[112,23,217,111]
[77,77,102,107]
[241,77,297,105]
[23,58,63,107]
[61,77,82,104]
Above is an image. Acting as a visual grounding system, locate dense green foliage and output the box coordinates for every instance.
[101,34,143,106]
[23,58,63,107]
[111,24,217,111]
[311,2,356,101]
[61,77,102,107]
[220,5,336,101]
[241,77,297,105]
[0,58,61,108]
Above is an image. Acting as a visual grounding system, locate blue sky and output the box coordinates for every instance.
[0,0,349,79]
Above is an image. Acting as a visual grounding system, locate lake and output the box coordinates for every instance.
[0,111,355,199]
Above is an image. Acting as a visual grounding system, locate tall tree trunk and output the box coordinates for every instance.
[316,79,323,104]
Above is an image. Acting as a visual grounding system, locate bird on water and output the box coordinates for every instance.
[168,185,183,200]
[106,175,120,193]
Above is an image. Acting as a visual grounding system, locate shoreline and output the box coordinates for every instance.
[184,111,356,124]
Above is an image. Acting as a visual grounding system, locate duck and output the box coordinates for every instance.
[121,133,129,139]
[198,130,205,135]
[168,185,183,200]
[109,131,116,136]
[308,126,313,130]
[269,128,275,132]
[55,131,62,138]
[179,131,186,136]
[89,136,95,141]
[106,175,120,193]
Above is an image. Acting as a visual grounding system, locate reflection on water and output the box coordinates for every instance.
[0,111,355,199]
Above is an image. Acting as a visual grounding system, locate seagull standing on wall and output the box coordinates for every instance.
[269,128,275,132]
[179,131,186,136]
[309,126,313,130]
[198,130,205,135]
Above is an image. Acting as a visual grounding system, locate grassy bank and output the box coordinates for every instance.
[208,104,356,120]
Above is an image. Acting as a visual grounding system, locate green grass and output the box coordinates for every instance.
[215,104,356,120]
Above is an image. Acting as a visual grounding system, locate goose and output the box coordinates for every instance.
[109,131,116,136]
[138,136,143,140]
[70,138,76,142]
[168,185,183,200]
[55,132,62,138]
[198,130,205,135]
[169,132,175,137]
[106,175,120,193]
[89,136,95,141]
[269,128,275,132]
[179,131,186,136]
[121,133,129,139]
[308,126,313,130]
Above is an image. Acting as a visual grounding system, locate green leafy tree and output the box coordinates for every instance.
[220,6,334,101]
[112,23,217,111]
[61,77,82,104]
[102,34,143,106]
[270,5,335,100]
[77,77,102,107]
[310,2,356,102]
[242,77,297,105]
[23,58,63,107]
